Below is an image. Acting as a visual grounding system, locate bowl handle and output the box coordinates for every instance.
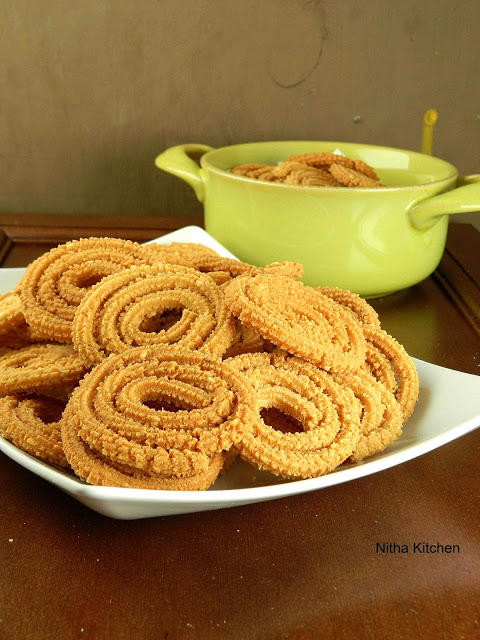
[409,174,480,231]
[155,144,214,202]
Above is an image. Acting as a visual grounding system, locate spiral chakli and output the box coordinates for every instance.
[187,256,304,281]
[0,394,68,467]
[231,153,384,188]
[329,163,385,188]
[223,321,272,359]
[148,242,304,281]
[0,293,32,348]
[224,274,366,373]
[362,327,419,421]
[72,263,237,368]
[19,237,158,343]
[285,152,356,169]
[0,344,88,396]
[332,368,403,462]
[227,353,361,479]
[0,293,26,334]
[318,287,381,330]
[270,161,342,187]
[144,241,222,268]
[61,346,255,489]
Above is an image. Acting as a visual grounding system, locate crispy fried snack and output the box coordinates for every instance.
[329,163,385,188]
[227,353,361,479]
[1,235,419,490]
[354,160,380,181]
[231,153,384,188]
[61,346,255,488]
[224,274,366,373]
[286,173,343,187]
[145,241,221,268]
[0,344,88,397]
[223,321,270,359]
[19,237,158,343]
[334,368,403,462]
[180,254,304,281]
[270,161,342,187]
[147,242,304,283]
[363,327,419,421]
[206,271,234,286]
[231,163,278,181]
[318,287,381,329]
[0,293,33,348]
[0,293,25,334]
[284,152,356,169]
[61,423,226,490]
[72,263,237,368]
[0,394,68,467]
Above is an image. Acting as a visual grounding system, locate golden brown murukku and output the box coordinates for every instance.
[182,255,254,278]
[289,174,342,187]
[227,353,361,479]
[1,233,420,491]
[363,327,419,421]
[230,152,384,189]
[362,343,397,395]
[0,293,33,348]
[179,254,304,281]
[0,293,25,333]
[223,321,270,359]
[0,394,68,467]
[263,262,304,279]
[205,271,233,286]
[0,326,33,350]
[146,241,304,282]
[0,344,88,397]
[330,163,385,188]
[224,274,366,373]
[284,170,341,187]
[61,346,255,487]
[334,368,403,462]
[231,163,277,180]
[269,161,315,180]
[231,160,343,187]
[72,263,237,368]
[318,287,381,329]
[354,160,380,181]
[145,242,221,268]
[284,152,356,169]
[61,420,226,490]
[245,166,278,181]
[271,161,341,186]
[19,237,157,343]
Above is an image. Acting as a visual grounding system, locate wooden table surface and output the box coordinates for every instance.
[0,214,479,640]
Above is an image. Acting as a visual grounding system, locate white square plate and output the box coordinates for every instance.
[1,226,480,520]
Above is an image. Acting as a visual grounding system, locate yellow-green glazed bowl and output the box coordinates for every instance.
[155,141,480,297]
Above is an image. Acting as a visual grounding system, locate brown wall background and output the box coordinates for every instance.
[0,0,479,226]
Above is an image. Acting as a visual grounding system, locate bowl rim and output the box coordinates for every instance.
[200,140,459,192]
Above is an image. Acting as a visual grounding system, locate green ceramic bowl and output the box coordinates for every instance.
[155,141,480,297]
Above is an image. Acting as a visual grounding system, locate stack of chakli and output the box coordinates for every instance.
[231,151,386,188]
[0,236,418,490]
